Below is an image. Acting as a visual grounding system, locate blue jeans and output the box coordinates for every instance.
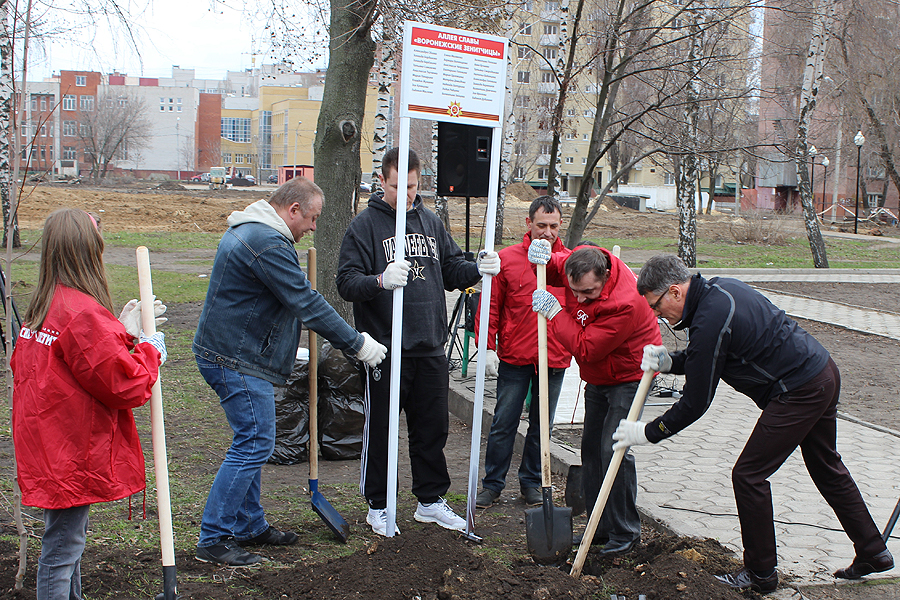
[482,361,566,493]
[37,504,90,600]
[196,357,275,548]
[582,381,642,545]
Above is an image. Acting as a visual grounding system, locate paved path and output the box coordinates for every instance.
[446,268,900,592]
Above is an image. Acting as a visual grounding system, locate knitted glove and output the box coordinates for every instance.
[355,332,387,367]
[476,251,501,276]
[485,349,500,377]
[532,289,562,320]
[380,260,411,290]
[527,239,551,265]
[612,420,649,452]
[641,344,672,373]
[139,331,167,366]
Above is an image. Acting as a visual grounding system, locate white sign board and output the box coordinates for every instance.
[400,21,507,126]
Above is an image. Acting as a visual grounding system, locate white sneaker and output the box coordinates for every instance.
[414,498,466,531]
[366,508,400,537]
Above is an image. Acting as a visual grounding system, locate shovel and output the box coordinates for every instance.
[571,369,654,578]
[137,247,178,600]
[525,263,573,565]
[307,248,350,543]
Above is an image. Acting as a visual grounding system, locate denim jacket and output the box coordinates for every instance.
[193,202,363,385]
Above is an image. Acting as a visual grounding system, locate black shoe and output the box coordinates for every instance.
[715,567,778,593]
[196,540,264,566]
[835,549,894,579]
[597,538,639,556]
[475,488,500,509]
[521,487,542,506]
[238,526,298,546]
[572,532,608,548]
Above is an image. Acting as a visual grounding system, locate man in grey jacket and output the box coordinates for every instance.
[193,177,387,566]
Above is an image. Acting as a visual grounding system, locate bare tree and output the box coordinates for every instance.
[77,89,151,181]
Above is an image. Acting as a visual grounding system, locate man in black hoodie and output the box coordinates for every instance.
[337,148,500,536]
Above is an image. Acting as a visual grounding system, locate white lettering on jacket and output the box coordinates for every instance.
[19,326,59,347]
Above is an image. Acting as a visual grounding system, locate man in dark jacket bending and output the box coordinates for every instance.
[612,253,892,593]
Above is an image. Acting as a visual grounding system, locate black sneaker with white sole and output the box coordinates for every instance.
[195,539,263,566]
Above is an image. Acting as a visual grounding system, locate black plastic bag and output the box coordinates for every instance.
[269,358,310,465]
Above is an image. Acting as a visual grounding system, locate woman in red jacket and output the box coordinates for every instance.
[11,208,167,600]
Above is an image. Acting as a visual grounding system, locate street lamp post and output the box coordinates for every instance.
[294,121,302,179]
[176,117,180,181]
[820,156,830,216]
[854,131,865,234]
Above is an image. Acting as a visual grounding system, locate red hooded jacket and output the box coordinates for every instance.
[476,233,572,369]
[546,247,661,386]
[11,285,160,509]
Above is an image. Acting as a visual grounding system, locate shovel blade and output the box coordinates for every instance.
[311,490,350,543]
[525,489,573,565]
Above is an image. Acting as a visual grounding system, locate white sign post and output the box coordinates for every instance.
[383,21,507,539]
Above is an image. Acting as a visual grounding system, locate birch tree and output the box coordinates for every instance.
[793,0,833,267]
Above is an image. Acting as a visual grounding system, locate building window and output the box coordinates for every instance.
[517,71,530,84]
[520,23,532,35]
[583,133,589,140]
[62,95,76,111]
[515,95,531,107]
[48,122,54,138]
[664,172,676,185]
[565,156,574,164]
[514,167,525,180]
[79,123,89,137]
[160,105,165,112]
[541,72,554,83]
[221,117,252,143]
[79,95,94,111]
[177,105,182,112]
[223,153,232,164]
[583,109,595,118]
[235,154,244,164]
[63,120,77,137]
[565,132,574,140]
[75,75,86,86]
[515,143,524,155]
[518,47,531,59]
[30,96,37,111]
[582,157,587,164]
[567,108,575,116]
[545,0,558,10]
[40,124,46,137]
[543,24,558,35]
[177,98,182,104]
[63,146,76,160]
[540,143,550,154]
[537,167,548,180]
[41,97,47,111]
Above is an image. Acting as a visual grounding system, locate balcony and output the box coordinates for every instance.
[539,34,559,47]
[539,82,559,94]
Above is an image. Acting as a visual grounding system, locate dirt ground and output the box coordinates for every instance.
[1,182,899,599]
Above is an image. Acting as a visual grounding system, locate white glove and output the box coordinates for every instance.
[380,260,411,290]
[355,332,387,367]
[139,331,167,366]
[527,239,551,265]
[641,344,672,373]
[476,250,501,276]
[532,289,562,320]
[118,299,168,340]
[485,349,500,377]
[612,419,649,452]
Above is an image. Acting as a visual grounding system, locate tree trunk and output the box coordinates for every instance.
[315,0,376,323]
[0,11,16,250]
[794,0,833,268]
[678,9,704,268]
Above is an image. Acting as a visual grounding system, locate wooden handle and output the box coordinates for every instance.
[308,248,319,482]
[571,369,654,578]
[136,247,175,567]
[536,263,551,489]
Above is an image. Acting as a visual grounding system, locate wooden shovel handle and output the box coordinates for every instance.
[537,263,551,489]
[308,248,319,482]
[571,369,654,578]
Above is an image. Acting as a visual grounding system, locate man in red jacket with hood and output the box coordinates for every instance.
[474,196,573,508]
[529,239,661,555]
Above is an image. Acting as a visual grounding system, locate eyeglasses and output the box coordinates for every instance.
[648,290,670,313]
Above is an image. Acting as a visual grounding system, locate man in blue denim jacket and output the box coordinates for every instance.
[192,177,387,566]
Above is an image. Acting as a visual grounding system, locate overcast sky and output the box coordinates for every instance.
[31,0,322,82]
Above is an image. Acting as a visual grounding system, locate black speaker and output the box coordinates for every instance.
[437,123,492,197]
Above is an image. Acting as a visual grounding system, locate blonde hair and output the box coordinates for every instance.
[24,208,114,330]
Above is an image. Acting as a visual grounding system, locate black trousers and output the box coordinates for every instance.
[359,354,451,509]
[734,357,886,571]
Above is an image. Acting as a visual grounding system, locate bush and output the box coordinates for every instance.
[729,211,787,245]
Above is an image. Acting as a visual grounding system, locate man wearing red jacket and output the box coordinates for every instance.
[474,196,573,508]
[529,240,661,555]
